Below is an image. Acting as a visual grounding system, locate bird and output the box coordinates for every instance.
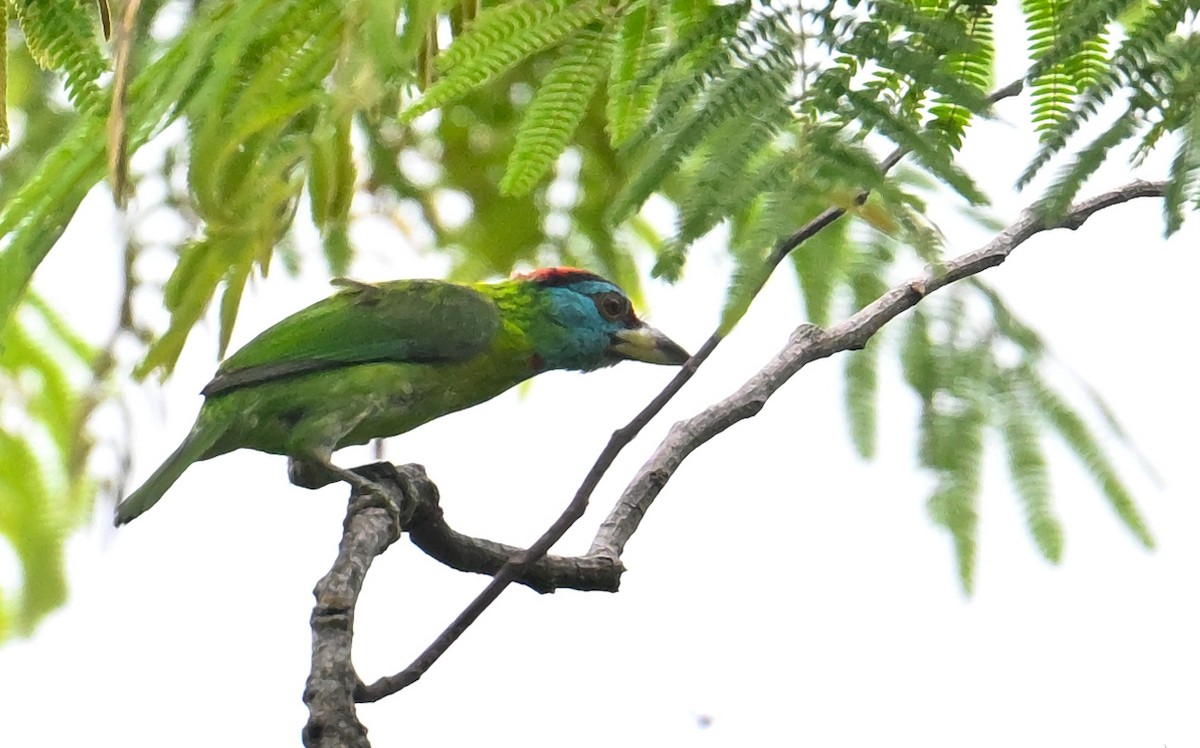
[114,267,690,525]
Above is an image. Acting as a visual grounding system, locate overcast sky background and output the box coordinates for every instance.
[3,9,1200,747]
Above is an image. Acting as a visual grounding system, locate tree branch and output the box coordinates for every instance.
[405,486,622,594]
[589,179,1168,558]
[348,77,1033,701]
[302,463,626,717]
[303,502,399,747]
[323,177,1165,718]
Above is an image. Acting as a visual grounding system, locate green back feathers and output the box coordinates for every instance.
[203,269,641,397]
[204,279,500,396]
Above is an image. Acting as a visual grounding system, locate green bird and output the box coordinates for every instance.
[114,267,689,525]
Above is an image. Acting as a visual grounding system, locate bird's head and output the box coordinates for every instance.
[513,267,690,372]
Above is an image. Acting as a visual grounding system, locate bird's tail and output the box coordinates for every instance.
[114,423,223,526]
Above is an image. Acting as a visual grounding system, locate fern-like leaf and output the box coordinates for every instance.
[400,0,608,123]
[217,263,251,359]
[1024,0,1080,140]
[926,401,985,594]
[0,301,94,641]
[307,106,357,238]
[1020,0,1185,187]
[0,430,66,637]
[900,309,937,402]
[1163,127,1197,235]
[1027,373,1153,548]
[501,22,617,196]
[845,340,879,460]
[435,0,572,71]
[716,190,783,336]
[846,88,986,204]
[619,6,780,158]
[635,1,748,91]
[843,242,889,459]
[606,3,662,146]
[789,200,852,326]
[1039,110,1135,216]
[613,17,796,224]
[12,0,108,112]
[671,103,793,255]
[999,380,1063,562]
[928,5,995,150]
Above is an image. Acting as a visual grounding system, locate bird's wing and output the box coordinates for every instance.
[202,280,499,397]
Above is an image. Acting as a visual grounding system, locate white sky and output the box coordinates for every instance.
[3,9,1200,748]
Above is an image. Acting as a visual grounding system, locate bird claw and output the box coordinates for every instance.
[343,470,412,539]
[291,457,416,538]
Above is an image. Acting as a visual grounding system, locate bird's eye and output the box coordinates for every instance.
[595,292,628,321]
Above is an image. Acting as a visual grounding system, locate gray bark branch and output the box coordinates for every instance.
[588,179,1168,559]
[301,68,1158,734]
[335,83,1043,709]
[307,179,1167,737]
[303,503,398,748]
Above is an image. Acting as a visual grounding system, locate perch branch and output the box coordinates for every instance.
[353,78,1030,701]
[303,500,400,748]
[407,499,622,594]
[302,462,625,726]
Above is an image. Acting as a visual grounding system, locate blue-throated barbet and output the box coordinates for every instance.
[114,268,689,525]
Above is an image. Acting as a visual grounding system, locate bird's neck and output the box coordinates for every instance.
[481,280,608,373]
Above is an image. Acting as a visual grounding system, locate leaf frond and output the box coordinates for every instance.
[501,22,617,196]
[1026,369,1153,548]
[400,0,609,123]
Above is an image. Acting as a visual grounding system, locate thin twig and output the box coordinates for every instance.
[589,179,1168,558]
[107,0,143,207]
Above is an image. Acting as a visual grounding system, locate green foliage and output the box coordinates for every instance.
[925,394,984,594]
[399,0,610,124]
[0,0,1187,635]
[1022,0,1111,140]
[893,280,1148,590]
[606,4,662,146]
[1026,371,1153,548]
[612,6,801,230]
[928,2,995,149]
[307,104,357,274]
[999,377,1063,562]
[10,0,108,112]
[844,337,880,460]
[501,23,617,196]
[789,205,852,327]
[0,298,95,640]
[142,1,346,373]
[843,241,891,459]
[0,4,229,341]
[1020,0,1200,231]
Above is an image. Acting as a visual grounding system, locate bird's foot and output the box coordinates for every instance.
[290,456,413,539]
[341,464,418,540]
[344,481,404,538]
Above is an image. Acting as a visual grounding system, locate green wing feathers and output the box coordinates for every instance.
[203,280,500,396]
[119,279,508,525]
[114,421,225,525]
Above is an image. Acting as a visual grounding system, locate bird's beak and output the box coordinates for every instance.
[611,324,691,366]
